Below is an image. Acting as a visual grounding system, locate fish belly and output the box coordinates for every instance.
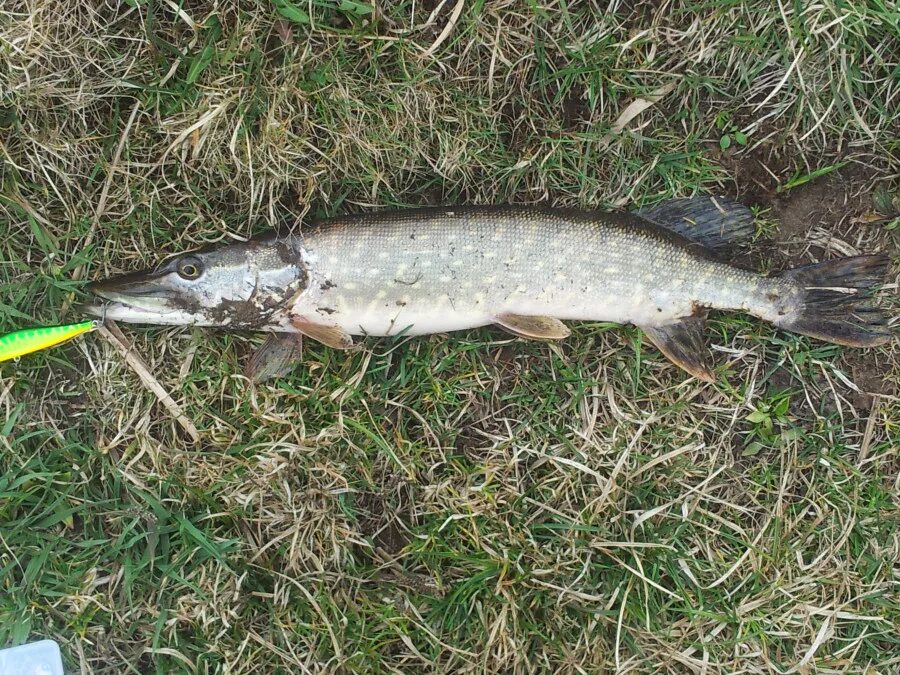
[335,307,493,337]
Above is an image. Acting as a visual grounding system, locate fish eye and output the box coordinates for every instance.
[176,256,203,280]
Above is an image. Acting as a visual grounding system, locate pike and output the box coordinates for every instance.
[80,198,892,382]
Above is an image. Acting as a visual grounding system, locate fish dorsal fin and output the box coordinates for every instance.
[291,317,355,350]
[640,314,715,382]
[633,196,754,252]
[495,313,571,340]
[245,333,304,383]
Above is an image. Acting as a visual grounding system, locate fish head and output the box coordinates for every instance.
[81,237,308,328]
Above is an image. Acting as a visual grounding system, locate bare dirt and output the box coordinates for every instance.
[355,490,410,555]
[716,144,897,269]
[841,350,898,410]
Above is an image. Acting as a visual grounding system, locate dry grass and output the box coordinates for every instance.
[1,1,898,673]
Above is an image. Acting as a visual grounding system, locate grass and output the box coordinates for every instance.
[1,0,898,672]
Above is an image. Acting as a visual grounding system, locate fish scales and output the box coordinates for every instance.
[290,207,776,336]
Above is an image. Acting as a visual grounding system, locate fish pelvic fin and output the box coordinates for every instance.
[245,333,305,383]
[641,314,715,382]
[291,317,355,350]
[774,254,892,347]
[495,313,571,340]
[633,196,755,252]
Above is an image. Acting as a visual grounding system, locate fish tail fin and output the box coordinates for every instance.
[774,254,893,347]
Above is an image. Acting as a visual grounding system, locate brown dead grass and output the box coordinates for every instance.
[1,1,898,673]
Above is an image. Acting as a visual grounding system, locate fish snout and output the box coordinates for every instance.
[78,271,197,325]
[86,271,170,300]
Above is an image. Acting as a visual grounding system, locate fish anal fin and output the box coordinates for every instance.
[245,333,304,383]
[633,196,754,252]
[495,313,571,340]
[291,316,354,350]
[641,315,715,382]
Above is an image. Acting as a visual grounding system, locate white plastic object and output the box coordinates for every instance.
[0,640,64,675]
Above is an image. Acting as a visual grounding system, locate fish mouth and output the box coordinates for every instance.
[77,300,189,324]
[79,274,200,325]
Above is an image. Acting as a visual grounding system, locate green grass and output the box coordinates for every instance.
[1,0,899,672]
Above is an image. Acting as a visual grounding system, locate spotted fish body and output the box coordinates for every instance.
[289,207,787,337]
[83,200,891,381]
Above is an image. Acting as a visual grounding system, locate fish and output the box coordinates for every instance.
[0,320,99,363]
[79,197,893,382]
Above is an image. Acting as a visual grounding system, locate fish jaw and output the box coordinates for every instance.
[80,275,217,325]
[78,299,211,325]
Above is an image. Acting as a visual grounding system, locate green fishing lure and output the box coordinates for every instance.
[0,320,100,363]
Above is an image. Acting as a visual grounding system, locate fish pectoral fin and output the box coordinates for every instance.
[291,316,354,350]
[494,313,571,340]
[245,333,305,383]
[640,316,715,383]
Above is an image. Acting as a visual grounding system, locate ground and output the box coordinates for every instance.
[0,1,898,673]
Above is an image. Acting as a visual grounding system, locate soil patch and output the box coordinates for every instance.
[716,143,896,268]
[356,491,409,555]
[840,351,898,411]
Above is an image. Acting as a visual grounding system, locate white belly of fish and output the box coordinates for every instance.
[287,284,498,336]
[334,305,494,336]
[285,271,690,337]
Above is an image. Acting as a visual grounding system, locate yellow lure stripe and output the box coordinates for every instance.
[0,320,100,363]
